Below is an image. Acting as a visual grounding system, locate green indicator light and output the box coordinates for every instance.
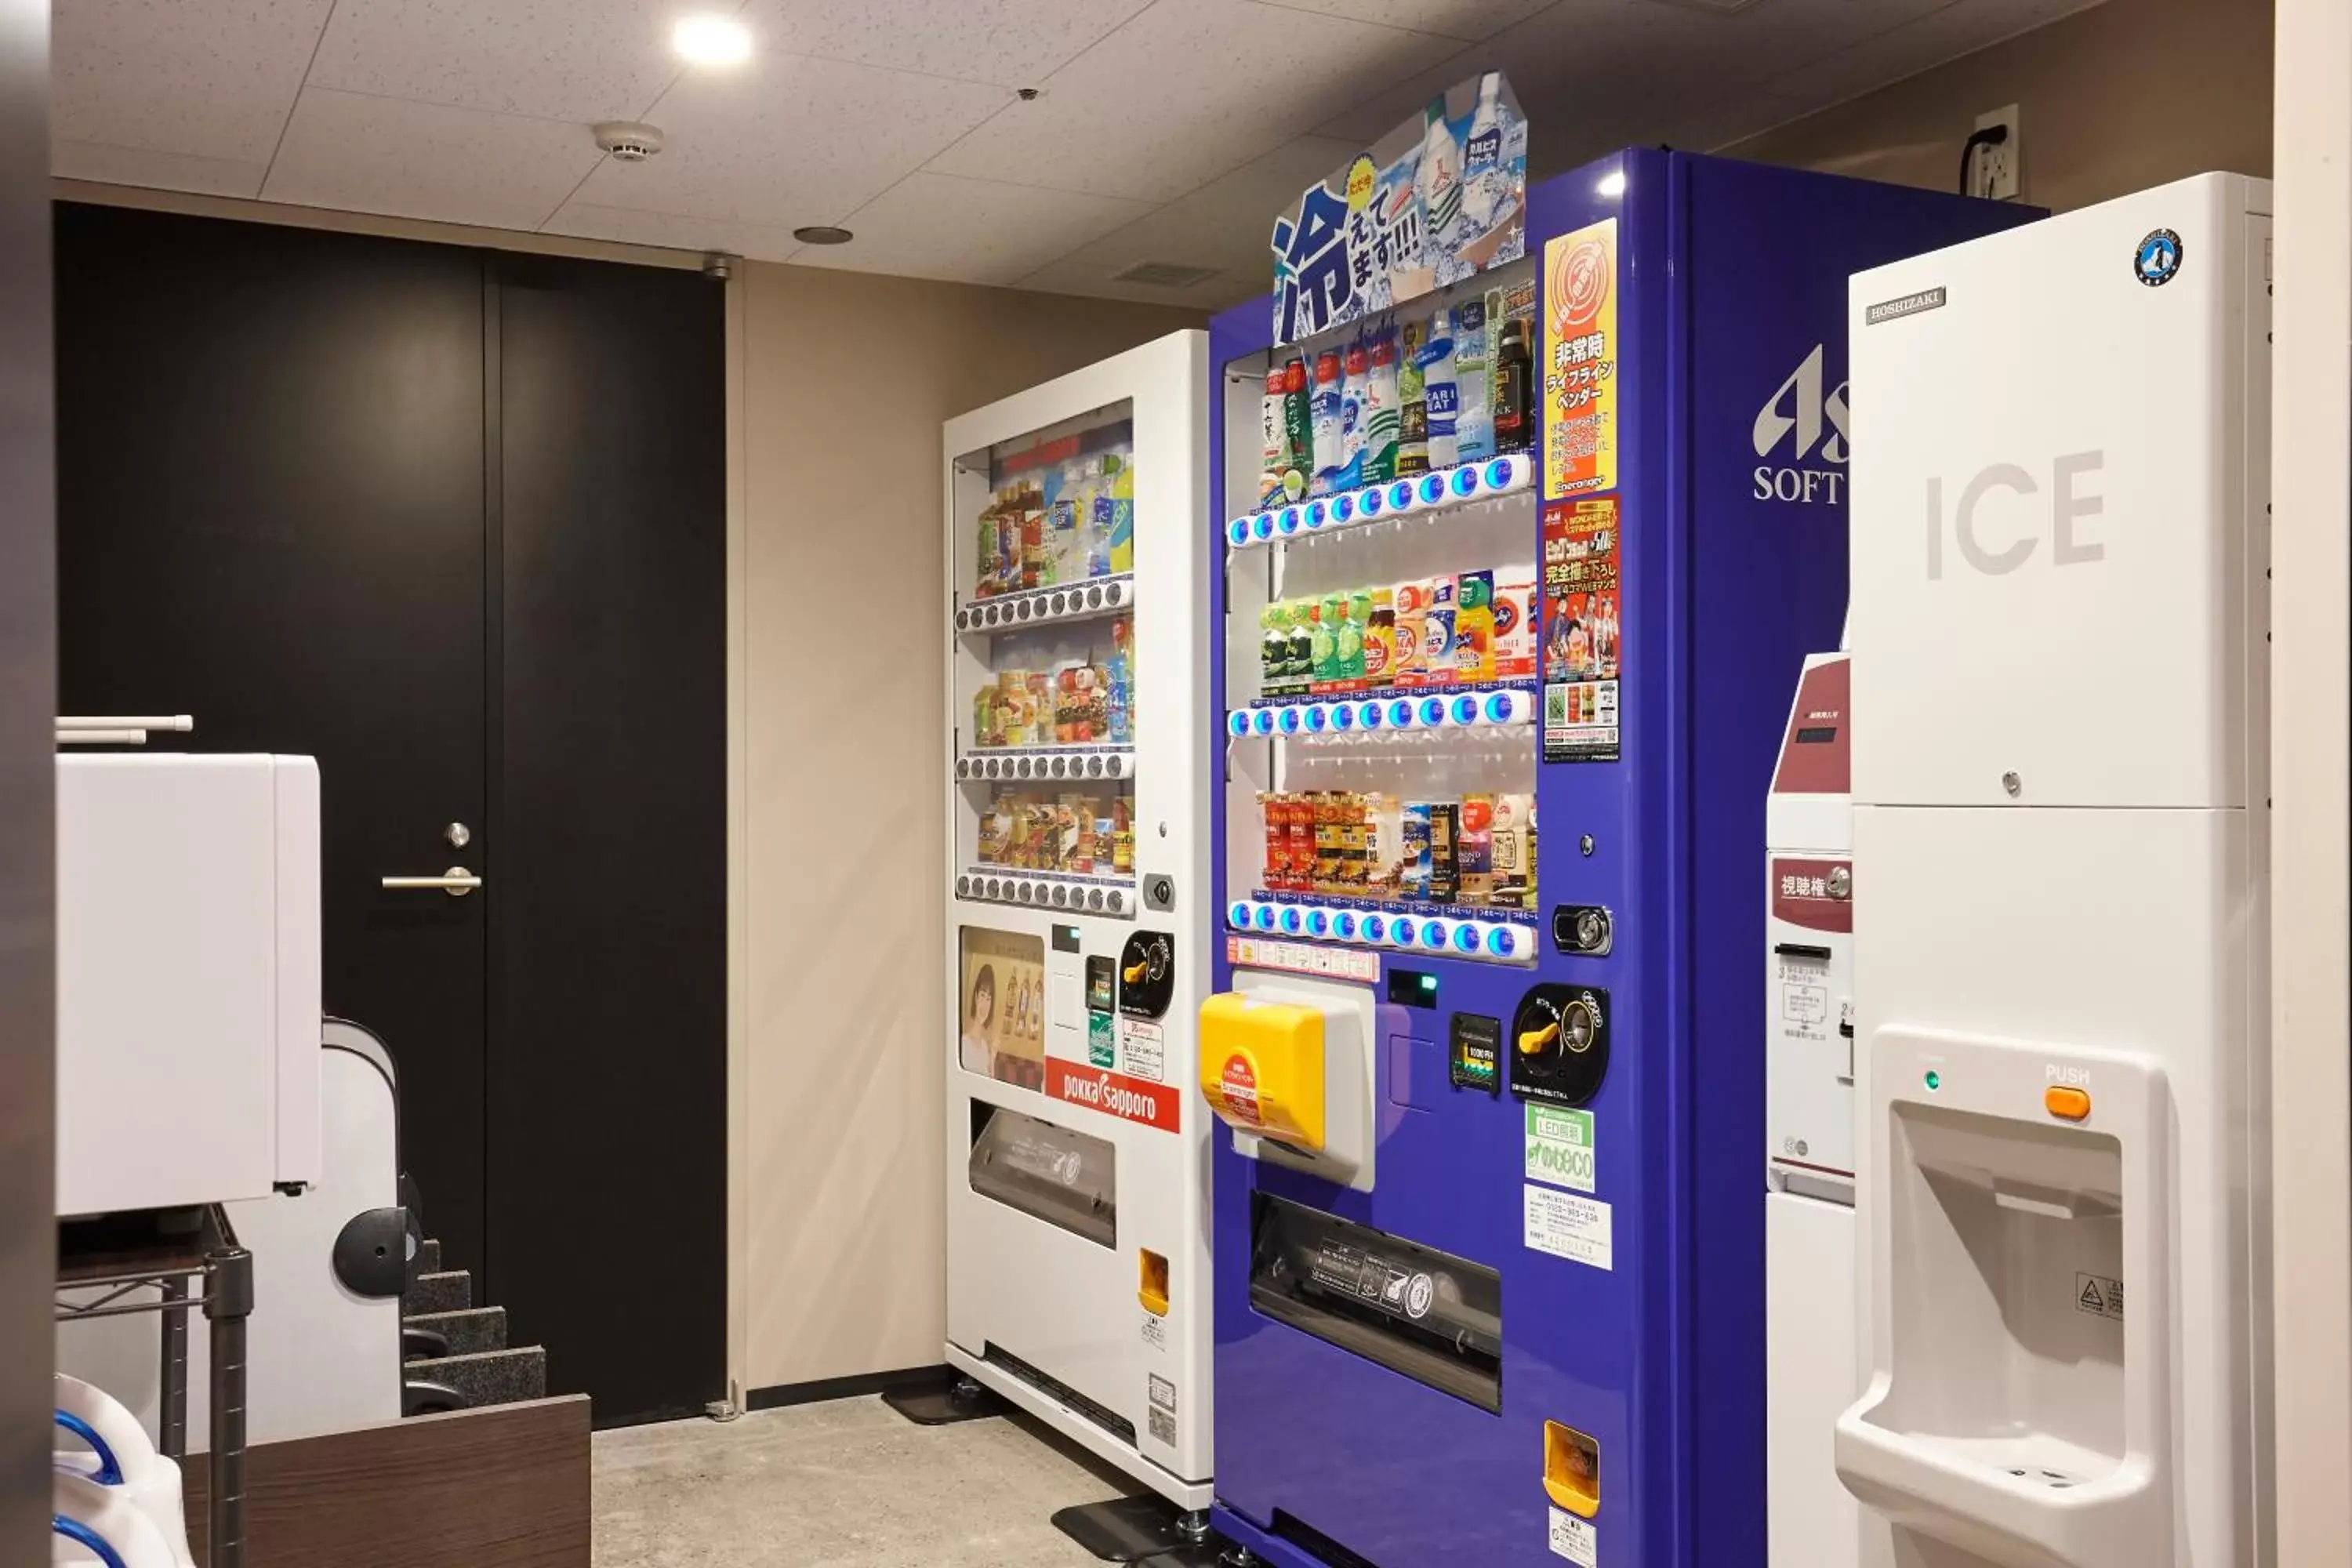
[1421,976,1436,991]
[1924,1070,1943,1091]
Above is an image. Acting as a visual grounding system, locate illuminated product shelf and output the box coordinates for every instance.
[1228,681,1534,739]
[1225,894,1539,963]
[956,744,1136,782]
[1224,453,1532,550]
[956,573,1134,633]
[958,867,1136,917]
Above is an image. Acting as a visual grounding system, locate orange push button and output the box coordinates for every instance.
[2045,1086,2092,1121]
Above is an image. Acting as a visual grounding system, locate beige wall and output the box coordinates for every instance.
[736,263,1200,1392]
[1724,0,2273,211]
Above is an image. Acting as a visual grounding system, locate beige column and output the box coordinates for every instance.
[2269,0,2352,1558]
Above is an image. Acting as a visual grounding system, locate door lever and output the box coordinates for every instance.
[382,867,481,897]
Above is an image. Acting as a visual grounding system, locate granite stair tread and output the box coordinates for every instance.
[402,1269,471,1316]
[401,1305,506,1356]
[405,1345,546,1409]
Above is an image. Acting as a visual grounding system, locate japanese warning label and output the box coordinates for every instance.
[2075,1272,2125,1322]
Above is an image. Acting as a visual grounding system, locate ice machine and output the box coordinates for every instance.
[1837,172,2273,1568]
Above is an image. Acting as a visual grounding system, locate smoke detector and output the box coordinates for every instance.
[593,122,665,162]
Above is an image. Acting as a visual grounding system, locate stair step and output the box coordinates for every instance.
[402,1305,506,1355]
[402,1269,471,1316]
[410,1236,441,1276]
[405,1345,546,1410]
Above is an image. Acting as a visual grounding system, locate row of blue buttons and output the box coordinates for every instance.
[1229,689,1529,737]
[1225,455,1530,548]
[1228,899,1529,959]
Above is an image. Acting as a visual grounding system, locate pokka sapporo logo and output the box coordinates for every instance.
[1552,232,1612,332]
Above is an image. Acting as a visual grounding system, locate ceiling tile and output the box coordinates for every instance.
[543,201,807,263]
[53,0,336,165]
[261,88,606,230]
[52,140,270,200]
[787,172,1159,285]
[752,0,1155,87]
[1017,132,1359,303]
[1267,0,1561,41]
[571,53,1010,228]
[306,0,682,124]
[926,0,1440,202]
[1766,0,2106,110]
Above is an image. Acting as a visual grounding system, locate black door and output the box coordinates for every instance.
[55,205,493,1272]
[54,205,726,1426]
[488,253,726,1423]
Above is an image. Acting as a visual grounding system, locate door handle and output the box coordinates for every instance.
[382,866,481,897]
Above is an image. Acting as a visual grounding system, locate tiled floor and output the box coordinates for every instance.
[592,1396,1142,1567]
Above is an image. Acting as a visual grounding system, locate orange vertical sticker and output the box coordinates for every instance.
[1543,218,1618,500]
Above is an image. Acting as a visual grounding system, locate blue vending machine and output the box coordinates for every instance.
[1198,146,2033,1568]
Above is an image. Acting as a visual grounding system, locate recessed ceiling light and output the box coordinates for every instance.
[793,226,854,245]
[673,13,753,67]
[1595,170,1628,198]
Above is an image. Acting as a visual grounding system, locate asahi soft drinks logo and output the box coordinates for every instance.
[1752,344,1849,505]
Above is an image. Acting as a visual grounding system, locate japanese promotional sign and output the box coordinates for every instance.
[1543,217,1619,499]
[1270,72,1527,347]
[1542,498,1622,763]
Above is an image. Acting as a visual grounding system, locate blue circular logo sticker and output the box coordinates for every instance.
[2135,227,2183,287]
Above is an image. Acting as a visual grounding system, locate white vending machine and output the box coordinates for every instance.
[942,331,1214,1514]
[1837,174,2272,1568]
[1763,648,1867,1568]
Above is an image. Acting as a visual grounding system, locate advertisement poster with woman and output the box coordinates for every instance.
[957,926,1046,1091]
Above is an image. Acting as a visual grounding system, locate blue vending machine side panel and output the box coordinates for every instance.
[1673,154,2039,1568]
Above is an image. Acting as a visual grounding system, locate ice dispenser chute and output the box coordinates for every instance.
[1197,975,1375,1192]
[1835,1030,2172,1568]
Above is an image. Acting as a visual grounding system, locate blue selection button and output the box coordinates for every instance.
[1418,474,1448,506]
[1253,904,1279,931]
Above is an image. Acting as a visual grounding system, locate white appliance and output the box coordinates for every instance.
[60,1021,405,1450]
[1837,174,2272,1568]
[942,331,1214,1509]
[1763,648,1870,1568]
[56,754,322,1216]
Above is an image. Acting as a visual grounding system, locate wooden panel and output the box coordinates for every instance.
[183,1396,589,1568]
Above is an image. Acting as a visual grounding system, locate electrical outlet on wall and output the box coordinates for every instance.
[1973,104,2021,200]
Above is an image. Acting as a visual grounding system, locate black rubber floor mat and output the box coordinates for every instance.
[1051,1496,1221,1563]
[878,1373,1005,1426]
